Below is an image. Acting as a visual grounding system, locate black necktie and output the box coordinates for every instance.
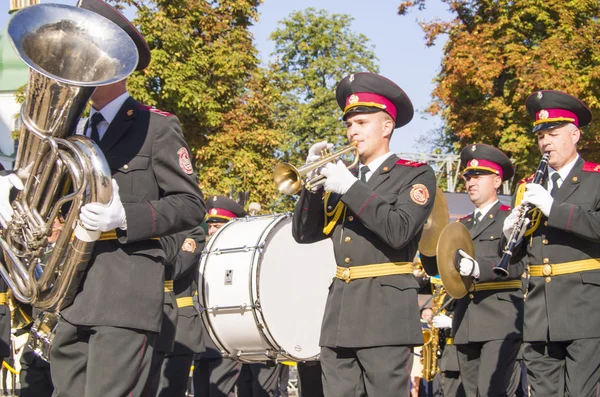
[473,210,482,226]
[360,165,370,183]
[550,173,561,197]
[89,112,104,144]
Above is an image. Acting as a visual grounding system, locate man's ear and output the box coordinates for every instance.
[382,117,394,138]
[494,175,502,190]
[571,126,581,145]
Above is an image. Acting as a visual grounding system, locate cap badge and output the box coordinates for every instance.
[177,147,194,175]
[349,94,359,105]
[537,91,543,100]
[470,159,479,167]
[210,208,218,215]
[213,196,218,201]
[181,238,197,253]
[349,74,355,82]
[410,184,430,206]
[539,109,549,120]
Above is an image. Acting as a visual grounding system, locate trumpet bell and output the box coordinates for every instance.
[436,222,474,299]
[274,163,303,195]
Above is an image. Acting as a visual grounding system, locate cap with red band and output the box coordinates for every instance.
[460,144,514,182]
[344,92,397,122]
[526,90,592,133]
[205,195,247,223]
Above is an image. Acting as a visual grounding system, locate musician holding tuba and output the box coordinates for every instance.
[422,144,524,396]
[292,72,437,396]
[39,1,206,396]
[502,90,600,396]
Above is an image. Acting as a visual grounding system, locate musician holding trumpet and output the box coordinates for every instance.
[502,90,600,396]
[292,72,437,397]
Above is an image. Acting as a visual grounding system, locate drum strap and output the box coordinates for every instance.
[336,262,413,283]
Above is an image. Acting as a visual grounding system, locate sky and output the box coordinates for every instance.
[1,0,451,154]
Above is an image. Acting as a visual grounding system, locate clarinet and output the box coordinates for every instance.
[493,152,550,277]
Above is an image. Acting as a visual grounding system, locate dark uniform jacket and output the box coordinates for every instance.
[293,154,436,347]
[512,156,600,342]
[0,278,10,358]
[422,202,525,344]
[161,225,206,355]
[61,97,206,333]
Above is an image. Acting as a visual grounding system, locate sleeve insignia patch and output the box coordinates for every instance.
[410,184,429,205]
[181,238,196,253]
[177,147,194,175]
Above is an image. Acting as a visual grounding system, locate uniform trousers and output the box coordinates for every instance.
[439,370,465,397]
[456,338,520,397]
[237,363,282,397]
[320,345,411,397]
[19,343,54,397]
[297,361,324,397]
[193,356,242,397]
[157,353,194,397]
[524,339,600,397]
[50,318,156,397]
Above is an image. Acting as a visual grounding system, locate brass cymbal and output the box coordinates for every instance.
[436,222,474,299]
[418,187,450,256]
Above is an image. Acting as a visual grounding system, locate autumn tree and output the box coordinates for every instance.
[269,8,379,166]
[399,0,600,183]
[108,0,284,209]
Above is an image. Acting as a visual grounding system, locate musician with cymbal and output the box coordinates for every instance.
[424,144,524,396]
[502,90,600,395]
[292,72,437,396]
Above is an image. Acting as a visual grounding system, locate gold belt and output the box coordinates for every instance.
[473,280,522,291]
[0,293,6,305]
[164,280,174,293]
[98,230,159,241]
[446,337,453,345]
[336,262,413,283]
[529,259,600,277]
[176,297,194,308]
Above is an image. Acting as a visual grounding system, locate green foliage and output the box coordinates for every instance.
[269,8,379,166]
[399,0,600,188]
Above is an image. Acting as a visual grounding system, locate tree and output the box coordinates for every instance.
[108,0,285,209]
[269,8,379,166]
[399,0,600,184]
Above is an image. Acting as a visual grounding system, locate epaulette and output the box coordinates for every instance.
[396,158,427,168]
[138,104,173,117]
[455,214,470,223]
[499,204,511,211]
[582,162,600,173]
[519,173,535,184]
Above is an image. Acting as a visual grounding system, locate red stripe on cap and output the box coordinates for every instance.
[345,92,397,121]
[464,159,503,179]
[207,208,237,220]
[535,108,579,126]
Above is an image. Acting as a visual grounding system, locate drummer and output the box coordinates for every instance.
[422,144,524,396]
[194,195,247,396]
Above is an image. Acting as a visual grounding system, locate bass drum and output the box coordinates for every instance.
[199,214,335,362]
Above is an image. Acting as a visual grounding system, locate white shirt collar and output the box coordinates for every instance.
[548,154,579,185]
[476,199,499,218]
[89,91,130,125]
[359,151,394,181]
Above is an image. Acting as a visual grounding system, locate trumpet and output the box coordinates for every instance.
[273,142,359,195]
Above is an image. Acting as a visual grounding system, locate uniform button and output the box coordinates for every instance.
[345,257,351,264]
[469,294,474,299]
[545,277,551,283]
[327,206,332,210]
[489,214,494,219]
[123,164,129,170]
[490,235,494,239]
[544,221,548,227]
[543,258,549,264]
[543,239,548,245]
[348,216,354,222]
[344,236,351,243]
[542,264,552,276]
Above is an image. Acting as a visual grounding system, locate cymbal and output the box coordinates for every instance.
[418,187,450,256]
[436,222,474,299]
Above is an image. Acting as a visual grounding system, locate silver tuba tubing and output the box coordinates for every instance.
[0,3,138,310]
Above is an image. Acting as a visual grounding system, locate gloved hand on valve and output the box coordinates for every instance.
[321,161,357,195]
[457,249,480,278]
[305,141,333,192]
[0,173,24,228]
[502,205,530,244]
[432,314,452,329]
[79,179,127,232]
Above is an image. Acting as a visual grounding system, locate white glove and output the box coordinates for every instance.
[320,161,358,195]
[457,249,480,278]
[522,183,554,217]
[432,314,452,329]
[80,179,127,232]
[0,173,24,228]
[305,141,333,191]
[502,205,530,242]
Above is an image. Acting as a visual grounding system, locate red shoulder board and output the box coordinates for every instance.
[396,158,427,167]
[582,162,600,173]
[455,214,470,222]
[138,104,173,117]
[499,204,511,211]
[519,173,535,184]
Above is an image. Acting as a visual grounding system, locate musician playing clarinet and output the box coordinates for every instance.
[292,72,437,397]
[502,90,600,396]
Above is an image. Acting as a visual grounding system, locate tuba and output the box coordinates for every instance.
[0,3,139,311]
